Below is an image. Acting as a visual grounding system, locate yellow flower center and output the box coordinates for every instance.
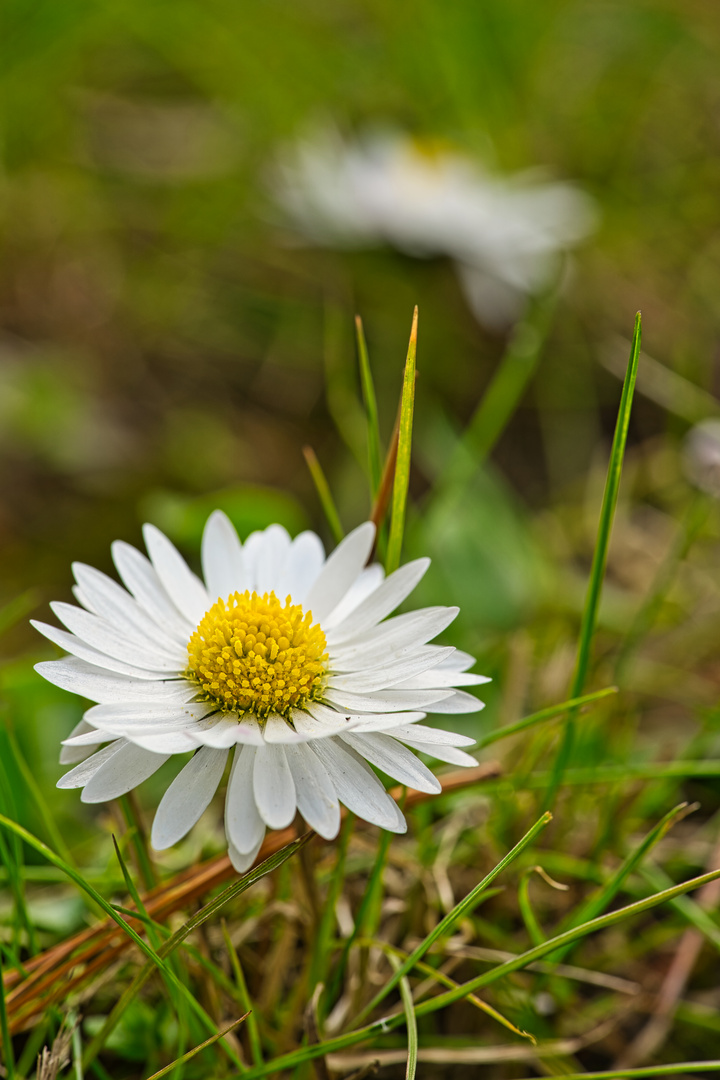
[186,590,328,719]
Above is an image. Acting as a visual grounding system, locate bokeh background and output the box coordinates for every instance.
[4,0,720,987]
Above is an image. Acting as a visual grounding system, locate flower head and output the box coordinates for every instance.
[272,127,596,327]
[34,515,487,870]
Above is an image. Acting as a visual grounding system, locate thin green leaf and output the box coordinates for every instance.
[544,312,642,809]
[143,1014,249,1080]
[236,864,720,1078]
[477,687,618,749]
[311,814,353,999]
[388,954,417,1080]
[386,306,418,574]
[511,1064,720,1080]
[441,285,559,493]
[325,826,391,1010]
[83,832,313,1070]
[0,813,241,1070]
[119,794,157,890]
[222,920,264,1069]
[303,445,344,543]
[355,314,383,499]
[549,802,695,963]
[353,811,552,1025]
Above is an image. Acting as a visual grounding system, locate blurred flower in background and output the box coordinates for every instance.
[273,127,597,327]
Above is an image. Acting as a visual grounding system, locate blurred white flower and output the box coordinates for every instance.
[273,128,597,327]
[684,419,720,497]
[34,514,486,871]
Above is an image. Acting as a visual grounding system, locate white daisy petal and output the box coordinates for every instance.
[83,700,211,736]
[226,746,267,854]
[253,524,292,595]
[397,739,478,767]
[57,740,125,788]
[228,834,265,872]
[201,510,247,601]
[426,689,486,713]
[341,732,441,793]
[309,738,406,832]
[437,649,478,672]
[384,723,476,747]
[277,531,325,603]
[253,744,297,829]
[329,607,459,671]
[72,584,96,613]
[35,657,191,705]
[72,563,185,656]
[50,602,180,671]
[193,715,264,747]
[322,564,385,629]
[263,714,308,743]
[326,557,430,643]
[112,540,193,639]
[62,728,112,748]
[32,621,169,680]
[324,687,453,713]
[151,747,228,850]
[327,646,455,694]
[81,743,169,803]
[284,742,340,839]
[142,523,210,625]
[59,720,100,764]
[304,522,375,622]
[395,669,491,688]
[131,731,200,753]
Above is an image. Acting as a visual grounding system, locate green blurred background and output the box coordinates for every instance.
[3,0,720,847]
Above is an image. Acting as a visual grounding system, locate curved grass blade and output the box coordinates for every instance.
[83,832,312,1070]
[511,1064,720,1080]
[388,954,417,1080]
[222,919,263,1069]
[235,863,720,1079]
[353,811,551,1026]
[386,307,418,575]
[544,312,642,810]
[144,1013,249,1080]
[0,815,241,1067]
[356,315,383,499]
[549,802,696,964]
[303,446,344,543]
[477,687,618,750]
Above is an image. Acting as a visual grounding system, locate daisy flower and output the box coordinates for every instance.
[272,126,596,328]
[34,515,487,870]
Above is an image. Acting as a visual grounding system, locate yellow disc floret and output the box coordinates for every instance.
[186,590,328,719]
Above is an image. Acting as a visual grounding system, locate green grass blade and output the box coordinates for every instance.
[355,314,383,499]
[119,794,157,890]
[442,285,559,493]
[544,312,642,809]
[353,811,551,1025]
[0,813,242,1069]
[4,727,76,867]
[550,802,695,963]
[325,826,391,1010]
[477,687,618,749]
[509,1065,720,1080]
[235,864,720,1079]
[222,919,264,1069]
[388,954,417,1080]
[386,306,418,575]
[144,1014,249,1080]
[303,445,344,543]
[83,832,312,1070]
[310,813,353,998]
